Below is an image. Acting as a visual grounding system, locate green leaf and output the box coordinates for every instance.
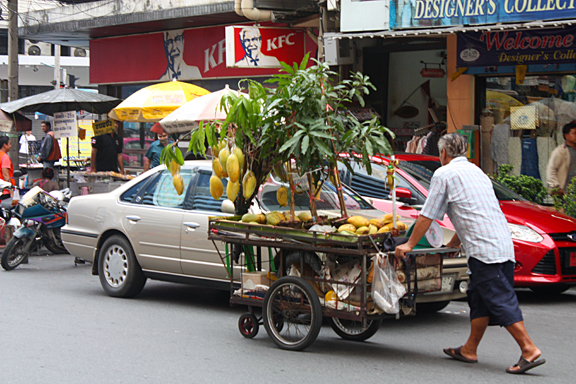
[301,135,310,154]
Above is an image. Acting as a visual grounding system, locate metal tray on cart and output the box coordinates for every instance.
[208,216,458,351]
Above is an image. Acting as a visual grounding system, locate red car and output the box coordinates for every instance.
[339,153,576,294]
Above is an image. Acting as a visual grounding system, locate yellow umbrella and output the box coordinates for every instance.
[109,80,210,122]
[486,90,523,111]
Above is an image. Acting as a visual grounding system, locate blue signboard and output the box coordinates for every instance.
[457,26,576,67]
[391,0,576,29]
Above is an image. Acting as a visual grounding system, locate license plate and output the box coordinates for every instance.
[441,275,455,292]
[570,251,576,267]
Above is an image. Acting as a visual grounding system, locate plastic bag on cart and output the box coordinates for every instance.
[371,252,406,314]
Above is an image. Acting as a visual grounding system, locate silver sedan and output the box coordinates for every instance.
[61,160,398,298]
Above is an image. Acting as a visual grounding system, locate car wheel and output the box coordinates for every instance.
[529,285,570,295]
[417,300,450,313]
[98,235,146,298]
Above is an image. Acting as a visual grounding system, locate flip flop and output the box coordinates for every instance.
[443,346,478,363]
[506,356,546,374]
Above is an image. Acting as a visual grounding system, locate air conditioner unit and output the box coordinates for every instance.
[25,40,52,56]
[73,48,88,57]
[324,38,355,66]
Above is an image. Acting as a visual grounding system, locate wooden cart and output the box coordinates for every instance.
[209,216,456,351]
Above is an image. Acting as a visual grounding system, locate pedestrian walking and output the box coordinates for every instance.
[395,132,545,375]
[547,121,576,195]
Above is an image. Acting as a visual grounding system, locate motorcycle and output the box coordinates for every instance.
[1,186,71,271]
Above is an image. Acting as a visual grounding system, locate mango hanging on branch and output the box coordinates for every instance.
[242,170,257,199]
[210,174,224,200]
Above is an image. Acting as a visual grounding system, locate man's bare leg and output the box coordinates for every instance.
[445,316,489,361]
[505,321,542,372]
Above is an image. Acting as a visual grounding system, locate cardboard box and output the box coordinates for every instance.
[242,271,271,289]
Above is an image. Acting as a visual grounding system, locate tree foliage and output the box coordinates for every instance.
[187,54,394,217]
[495,164,548,204]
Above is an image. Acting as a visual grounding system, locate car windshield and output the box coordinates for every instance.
[260,181,374,212]
[397,159,526,201]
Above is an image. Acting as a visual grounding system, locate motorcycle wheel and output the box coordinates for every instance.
[43,227,69,255]
[1,236,32,271]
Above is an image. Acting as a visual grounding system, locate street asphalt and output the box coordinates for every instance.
[0,253,574,384]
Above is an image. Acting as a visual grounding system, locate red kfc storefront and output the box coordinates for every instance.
[90,24,317,169]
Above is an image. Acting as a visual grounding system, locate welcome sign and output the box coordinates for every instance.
[391,0,576,29]
[457,26,576,67]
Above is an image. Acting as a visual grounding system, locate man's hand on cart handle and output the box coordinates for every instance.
[445,233,462,258]
[394,215,433,259]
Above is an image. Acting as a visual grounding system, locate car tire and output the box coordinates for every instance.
[529,285,570,295]
[417,300,450,313]
[98,235,146,298]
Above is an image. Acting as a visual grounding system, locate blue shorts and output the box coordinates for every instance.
[467,257,523,327]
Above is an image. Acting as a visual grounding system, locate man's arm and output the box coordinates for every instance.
[143,157,151,172]
[546,148,562,190]
[2,167,10,182]
[394,215,433,259]
[91,148,97,172]
[117,153,124,174]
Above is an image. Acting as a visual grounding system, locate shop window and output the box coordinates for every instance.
[485,75,574,182]
[122,122,155,169]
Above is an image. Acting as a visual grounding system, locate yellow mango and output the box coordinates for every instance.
[397,221,408,231]
[242,170,257,199]
[338,224,357,233]
[226,154,240,183]
[233,147,245,172]
[219,147,230,176]
[209,174,223,200]
[297,212,312,222]
[277,186,288,207]
[226,180,239,202]
[369,224,378,235]
[347,216,370,228]
[382,214,400,224]
[356,226,370,235]
[212,158,223,179]
[378,226,391,233]
[256,214,267,224]
[241,213,258,223]
[266,212,282,226]
[172,174,184,195]
[369,218,385,229]
[170,160,180,176]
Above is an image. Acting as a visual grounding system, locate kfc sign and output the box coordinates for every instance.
[225,26,308,68]
[90,25,316,84]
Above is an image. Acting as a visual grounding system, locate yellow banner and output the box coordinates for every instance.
[92,119,116,136]
[59,120,96,166]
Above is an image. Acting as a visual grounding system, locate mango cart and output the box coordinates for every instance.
[209,216,457,351]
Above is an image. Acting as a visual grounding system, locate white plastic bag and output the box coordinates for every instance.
[371,252,406,314]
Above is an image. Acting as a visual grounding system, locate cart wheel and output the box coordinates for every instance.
[262,276,322,351]
[329,317,382,342]
[238,313,259,338]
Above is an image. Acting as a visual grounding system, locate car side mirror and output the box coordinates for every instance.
[395,187,417,205]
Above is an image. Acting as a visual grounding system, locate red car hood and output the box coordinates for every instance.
[500,200,576,234]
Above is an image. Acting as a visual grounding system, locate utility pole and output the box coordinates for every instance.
[54,44,61,89]
[7,0,19,171]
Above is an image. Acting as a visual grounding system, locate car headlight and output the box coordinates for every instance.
[508,224,543,243]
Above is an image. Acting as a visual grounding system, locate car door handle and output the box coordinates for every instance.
[126,216,141,222]
[183,222,200,229]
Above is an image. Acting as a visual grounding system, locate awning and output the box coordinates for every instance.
[324,19,576,41]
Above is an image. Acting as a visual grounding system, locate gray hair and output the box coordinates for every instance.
[437,133,468,158]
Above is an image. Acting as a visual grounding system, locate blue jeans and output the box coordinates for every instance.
[43,161,56,169]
